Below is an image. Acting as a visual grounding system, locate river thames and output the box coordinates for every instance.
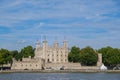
[0,72,120,80]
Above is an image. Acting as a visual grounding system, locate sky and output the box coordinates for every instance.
[0,0,120,50]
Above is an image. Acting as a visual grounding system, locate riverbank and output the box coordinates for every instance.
[0,69,120,73]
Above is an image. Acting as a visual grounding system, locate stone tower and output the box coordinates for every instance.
[42,36,47,62]
[63,36,68,49]
[62,38,68,63]
[53,39,59,48]
[97,53,102,66]
[34,36,69,63]
[34,40,41,58]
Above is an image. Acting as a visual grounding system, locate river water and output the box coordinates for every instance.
[0,72,120,80]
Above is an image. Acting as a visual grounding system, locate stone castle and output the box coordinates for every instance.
[34,39,68,63]
[11,38,68,70]
[11,38,103,70]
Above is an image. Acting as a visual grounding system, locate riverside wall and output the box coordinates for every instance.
[45,63,82,70]
[45,63,100,70]
[0,69,120,73]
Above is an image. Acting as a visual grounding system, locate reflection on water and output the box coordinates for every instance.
[0,72,120,80]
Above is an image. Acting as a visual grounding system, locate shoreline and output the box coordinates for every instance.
[0,70,120,73]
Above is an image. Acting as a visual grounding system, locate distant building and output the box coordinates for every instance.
[11,38,68,70]
[11,37,103,70]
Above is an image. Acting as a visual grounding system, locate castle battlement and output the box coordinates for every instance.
[11,38,103,70]
[34,39,68,63]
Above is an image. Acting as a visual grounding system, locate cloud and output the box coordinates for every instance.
[0,0,120,50]
[17,40,28,44]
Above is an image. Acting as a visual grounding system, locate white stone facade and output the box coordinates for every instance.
[35,40,68,63]
[11,57,44,70]
[11,38,102,70]
[11,39,68,70]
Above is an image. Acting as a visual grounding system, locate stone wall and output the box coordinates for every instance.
[45,63,81,70]
[11,58,43,70]
[45,63,100,70]
[97,53,102,66]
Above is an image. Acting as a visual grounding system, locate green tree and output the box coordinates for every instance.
[98,46,113,65]
[105,48,120,67]
[20,45,34,58]
[68,46,80,62]
[16,52,23,61]
[0,49,12,67]
[98,46,120,68]
[80,46,98,66]
[10,50,19,60]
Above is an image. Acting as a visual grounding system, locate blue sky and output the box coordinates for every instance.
[0,0,120,50]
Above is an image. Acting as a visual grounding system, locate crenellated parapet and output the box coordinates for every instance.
[34,37,68,63]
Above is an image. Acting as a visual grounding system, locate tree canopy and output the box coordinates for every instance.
[0,45,120,69]
[68,46,98,66]
[80,46,98,66]
[20,45,34,58]
[0,45,34,67]
[68,46,80,62]
[0,49,12,66]
[98,46,120,68]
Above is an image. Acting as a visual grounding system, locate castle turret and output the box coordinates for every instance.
[34,40,41,58]
[63,37,68,63]
[42,40,47,49]
[97,53,102,66]
[63,38,68,49]
[42,36,47,49]
[42,36,47,62]
[35,40,40,50]
[53,37,59,48]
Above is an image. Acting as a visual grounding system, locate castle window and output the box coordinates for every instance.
[52,59,54,61]
[47,59,50,62]
[65,59,67,61]
[48,54,49,56]
[61,55,62,57]
[26,65,27,67]
[61,59,63,61]
[30,64,31,66]
[36,64,37,67]
[57,55,58,56]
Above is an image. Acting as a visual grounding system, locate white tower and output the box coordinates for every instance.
[63,36,68,49]
[63,36,68,63]
[42,36,47,62]
[34,40,41,58]
[53,37,59,48]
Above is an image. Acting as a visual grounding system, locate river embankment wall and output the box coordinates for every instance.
[0,70,120,73]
